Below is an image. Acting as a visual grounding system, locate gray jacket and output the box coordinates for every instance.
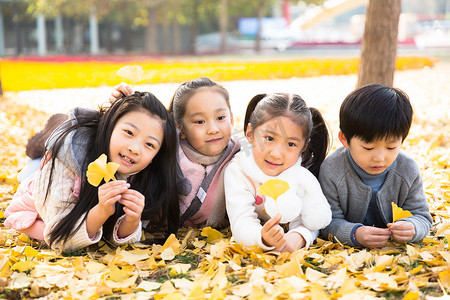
[319,147,432,246]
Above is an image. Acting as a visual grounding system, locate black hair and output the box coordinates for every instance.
[244,93,330,177]
[45,92,179,247]
[168,77,230,128]
[339,84,413,143]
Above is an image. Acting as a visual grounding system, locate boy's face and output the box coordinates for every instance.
[338,131,402,175]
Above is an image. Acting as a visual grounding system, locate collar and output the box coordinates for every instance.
[236,146,302,184]
[179,138,224,166]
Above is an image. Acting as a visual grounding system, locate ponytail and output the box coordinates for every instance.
[244,94,266,134]
[301,107,330,178]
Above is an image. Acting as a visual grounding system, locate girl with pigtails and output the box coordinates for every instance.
[224,93,332,252]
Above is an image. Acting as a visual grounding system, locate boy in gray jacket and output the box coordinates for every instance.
[319,84,432,248]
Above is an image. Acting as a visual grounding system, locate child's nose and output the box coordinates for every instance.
[269,144,283,158]
[373,149,385,162]
[207,122,219,134]
[128,141,140,154]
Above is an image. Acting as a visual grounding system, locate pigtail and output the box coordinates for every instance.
[244,94,267,134]
[302,107,330,178]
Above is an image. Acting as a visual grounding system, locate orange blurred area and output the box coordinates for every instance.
[0,55,437,92]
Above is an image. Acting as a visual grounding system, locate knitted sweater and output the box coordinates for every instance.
[178,137,240,228]
[5,108,141,251]
[224,150,332,250]
[319,147,432,246]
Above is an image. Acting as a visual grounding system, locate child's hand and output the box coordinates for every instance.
[388,220,415,243]
[109,82,133,103]
[354,225,391,248]
[119,189,145,225]
[279,232,306,253]
[261,214,286,249]
[97,180,130,218]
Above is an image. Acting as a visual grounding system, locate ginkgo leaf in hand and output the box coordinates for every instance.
[265,189,302,224]
[392,202,413,222]
[258,179,290,200]
[86,154,119,187]
[116,65,144,85]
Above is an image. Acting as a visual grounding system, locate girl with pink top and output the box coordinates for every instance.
[112,77,240,228]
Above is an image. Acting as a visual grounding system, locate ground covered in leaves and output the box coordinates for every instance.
[0,63,449,299]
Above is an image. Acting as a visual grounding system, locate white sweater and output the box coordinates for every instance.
[224,151,331,250]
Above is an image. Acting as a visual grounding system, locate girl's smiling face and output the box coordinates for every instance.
[109,110,164,176]
[246,116,306,176]
[180,89,234,156]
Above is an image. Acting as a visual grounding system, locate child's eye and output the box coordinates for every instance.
[387,146,398,150]
[146,142,155,149]
[194,120,205,125]
[217,116,226,121]
[124,129,133,136]
[287,142,296,147]
[264,136,274,142]
[363,147,373,150]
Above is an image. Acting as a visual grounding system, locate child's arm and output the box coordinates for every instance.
[116,188,144,238]
[354,226,391,248]
[33,158,103,251]
[224,162,274,251]
[261,214,286,249]
[109,82,133,103]
[86,180,130,238]
[387,221,415,243]
[318,162,366,247]
[386,156,432,243]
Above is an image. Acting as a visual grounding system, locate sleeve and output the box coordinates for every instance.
[33,158,102,251]
[318,161,362,247]
[396,162,432,243]
[111,215,142,245]
[297,168,332,231]
[287,222,318,249]
[224,161,273,251]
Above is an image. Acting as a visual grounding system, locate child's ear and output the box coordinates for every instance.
[245,124,254,143]
[230,112,235,127]
[176,123,185,139]
[338,131,349,148]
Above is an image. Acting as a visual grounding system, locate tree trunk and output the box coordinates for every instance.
[145,6,159,54]
[254,0,267,53]
[219,0,228,53]
[190,0,199,54]
[0,3,5,57]
[89,7,99,55]
[13,2,22,55]
[55,14,64,53]
[173,9,181,54]
[357,0,401,88]
[162,3,170,53]
[37,14,47,56]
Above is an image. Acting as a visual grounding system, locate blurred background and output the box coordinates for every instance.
[0,0,449,58]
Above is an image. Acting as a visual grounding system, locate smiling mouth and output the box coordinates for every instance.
[120,154,135,164]
[265,160,281,168]
[207,138,222,143]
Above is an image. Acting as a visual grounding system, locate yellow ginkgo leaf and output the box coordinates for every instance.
[392,202,413,222]
[116,65,144,85]
[201,226,223,243]
[258,179,290,200]
[108,263,129,282]
[86,154,119,187]
[11,260,35,273]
